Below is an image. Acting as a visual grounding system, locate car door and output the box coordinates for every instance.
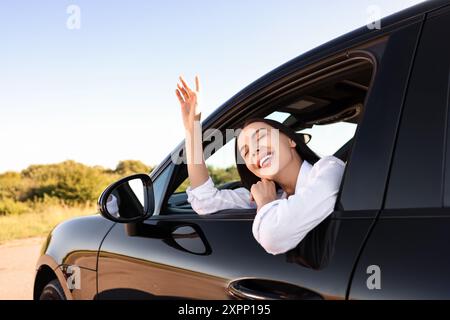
[95,17,422,300]
[348,5,450,299]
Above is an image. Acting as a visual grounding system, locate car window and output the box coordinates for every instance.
[164,56,375,214]
[174,137,239,193]
[265,110,357,158]
[151,164,172,215]
[298,122,357,157]
[169,111,357,204]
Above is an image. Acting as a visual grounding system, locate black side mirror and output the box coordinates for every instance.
[98,173,154,223]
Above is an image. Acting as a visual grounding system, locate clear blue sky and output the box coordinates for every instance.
[0,0,425,173]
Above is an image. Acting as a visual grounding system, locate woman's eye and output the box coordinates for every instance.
[259,133,267,143]
[256,136,265,149]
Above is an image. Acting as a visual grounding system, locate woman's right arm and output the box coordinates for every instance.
[175,76,254,214]
[176,75,209,189]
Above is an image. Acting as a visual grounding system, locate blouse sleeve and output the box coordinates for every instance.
[186,176,256,215]
[252,156,345,255]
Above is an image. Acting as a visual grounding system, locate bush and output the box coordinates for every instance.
[0,159,238,217]
[115,160,153,176]
[19,160,120,205]
[174,165,240,193]
[0,171,30,201]
[0,198,29,216]
[208,165,240,185]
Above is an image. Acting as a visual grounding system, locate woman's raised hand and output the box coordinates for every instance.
[176,75,201,131]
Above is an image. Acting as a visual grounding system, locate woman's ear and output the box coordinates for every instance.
[289,138,297,148]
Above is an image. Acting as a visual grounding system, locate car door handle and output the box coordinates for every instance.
[228,278,323,300]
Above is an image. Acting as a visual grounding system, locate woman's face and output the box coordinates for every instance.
[237,121,297,180]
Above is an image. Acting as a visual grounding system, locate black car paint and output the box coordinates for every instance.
[349,6,450,299]
[34,0,450,300]
[35,215,114,299]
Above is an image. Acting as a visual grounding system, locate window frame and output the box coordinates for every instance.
[152,53,377,219]
[384,7,450,210]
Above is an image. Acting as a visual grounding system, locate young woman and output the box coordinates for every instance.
[175,75,345,255]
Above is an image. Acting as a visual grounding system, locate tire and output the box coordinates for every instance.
[39,279,66,300]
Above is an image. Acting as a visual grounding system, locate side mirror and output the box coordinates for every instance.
[98,173,154,223]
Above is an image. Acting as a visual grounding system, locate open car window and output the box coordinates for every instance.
[165,116,357,214]
[163,56,374,215]
[174,137,240,194]
[166,136,242,212]
[298,122,357,159]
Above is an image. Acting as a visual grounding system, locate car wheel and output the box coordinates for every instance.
[39,279,66,300]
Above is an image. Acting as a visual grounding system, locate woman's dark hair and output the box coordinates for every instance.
[234,118,320,190]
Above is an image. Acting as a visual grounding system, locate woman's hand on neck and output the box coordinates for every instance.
[251,179,278,212]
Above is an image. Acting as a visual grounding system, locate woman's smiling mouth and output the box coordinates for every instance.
[258,153,273,168]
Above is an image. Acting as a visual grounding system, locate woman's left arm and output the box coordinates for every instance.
[252,157,345,255]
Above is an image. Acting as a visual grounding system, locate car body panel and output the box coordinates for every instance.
[97,215,373,299]
[34,215,114,299]
[349,6,450,300]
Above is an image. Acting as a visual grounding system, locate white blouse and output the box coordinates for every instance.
[186,155,346,255]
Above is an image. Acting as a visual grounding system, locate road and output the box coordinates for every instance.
[0,237,44,300]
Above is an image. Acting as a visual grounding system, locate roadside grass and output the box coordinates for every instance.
[0,205,97,244]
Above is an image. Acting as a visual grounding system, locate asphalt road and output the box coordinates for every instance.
[0,237,44,300]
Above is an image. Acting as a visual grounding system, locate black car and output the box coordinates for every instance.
[34,0,450,300]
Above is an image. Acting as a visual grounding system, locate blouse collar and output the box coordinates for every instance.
[280,159,312,199]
